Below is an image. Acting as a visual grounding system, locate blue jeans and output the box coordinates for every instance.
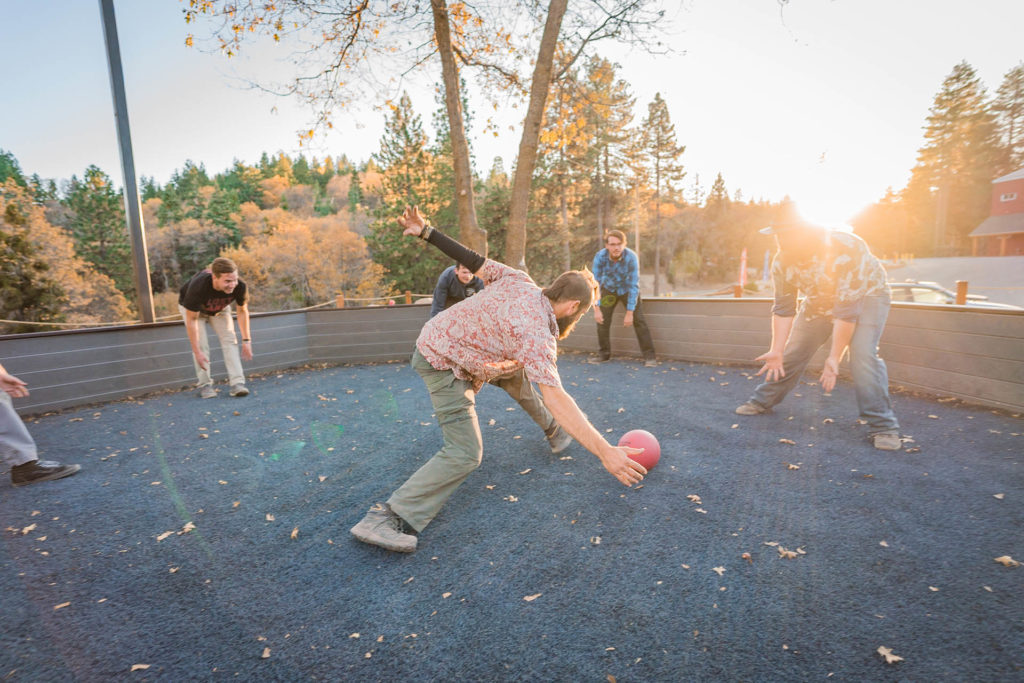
[749,294,899,434]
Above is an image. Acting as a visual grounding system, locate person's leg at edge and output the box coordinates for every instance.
[180,305,213,387]
[848,294,899,435]
[631,296,656,362]
[209,306,245,387]
[748,315,832,410]
[387,350,483,533]
[0,392,38,469]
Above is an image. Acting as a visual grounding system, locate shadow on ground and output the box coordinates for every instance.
[1,353,1021,681]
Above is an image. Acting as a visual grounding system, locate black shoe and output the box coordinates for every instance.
[11,460,82,487]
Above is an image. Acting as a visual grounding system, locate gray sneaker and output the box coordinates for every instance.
[351,503,417,553]
[644,357,657,368]
[872,433,902,451]
[199,385,217,399]
[547,425,573,454]
[229,384,249,397]
[735,401,767,416]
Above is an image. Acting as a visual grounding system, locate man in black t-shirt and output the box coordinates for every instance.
[178,257,253,398]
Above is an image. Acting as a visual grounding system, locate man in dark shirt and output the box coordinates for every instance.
[178,257,253,399]
[430,263,484,318]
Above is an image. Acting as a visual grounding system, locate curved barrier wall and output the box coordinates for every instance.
[2,299,1021,415]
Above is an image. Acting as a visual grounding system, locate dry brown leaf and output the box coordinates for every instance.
[523,593,542,602]
[994,555,1020,567]
[687,494,702,504]
[442,592,452,599]
[518,469,532,475]
[778,547,798,559]
[318,476,327,482]
[785,463,800,470]
[712,566,725,576]
[156,531,174,542]
[290,527,299,539]
[993,493,1005,500]
[265,514,275,522]
[877,646,903,664]
[607,675,617,683]
[169,567,179,573]
[779,438,796,445]
[53,602,70,610]
[21,523,37,535]
[261,647,271,659]
[232,501,241,508]
[742,552,753,564]
[694,508,707,514]
[131,664,151,671]
[180,522,196,534]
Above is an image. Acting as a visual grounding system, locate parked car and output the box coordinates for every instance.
[888,281,1023,310]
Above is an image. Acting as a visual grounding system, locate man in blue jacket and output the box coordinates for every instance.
[430,262,484,318]
[591,230,656,366]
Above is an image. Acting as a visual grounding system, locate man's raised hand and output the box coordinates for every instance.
[397,205,427,237]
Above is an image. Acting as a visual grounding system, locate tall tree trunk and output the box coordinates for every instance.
[504,0,569,271]
[560,192,571,271]
[430,0,487,254]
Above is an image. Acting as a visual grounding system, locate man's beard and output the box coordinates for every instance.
[555,307,588,340]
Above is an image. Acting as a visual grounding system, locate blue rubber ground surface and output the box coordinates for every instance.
[1,353,1021,682]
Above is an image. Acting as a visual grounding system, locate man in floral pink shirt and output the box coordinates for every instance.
[351,207,648,553]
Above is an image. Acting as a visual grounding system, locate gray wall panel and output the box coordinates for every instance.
[3,300,1021,415]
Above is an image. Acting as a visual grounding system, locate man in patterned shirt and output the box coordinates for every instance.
[734,205,902,451]
[591,230,657,367]
[351,207,648,552]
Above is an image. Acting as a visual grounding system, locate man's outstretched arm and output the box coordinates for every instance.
[398,206,485,274]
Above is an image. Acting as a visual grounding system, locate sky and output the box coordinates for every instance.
[2,0,1022,226]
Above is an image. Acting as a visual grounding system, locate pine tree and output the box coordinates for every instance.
[64,166,134,298]
[583,56,634,241]
[993,63,1024,173]
[640,93,685,295]
[0,150,27,187]
[905,61,1000,254]
[365,93,449,294]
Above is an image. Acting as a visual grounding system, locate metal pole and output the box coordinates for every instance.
[99,0,155,323]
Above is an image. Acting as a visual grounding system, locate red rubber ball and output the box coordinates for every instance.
[618,429,661,470]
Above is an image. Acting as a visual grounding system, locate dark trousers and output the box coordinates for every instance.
[596,289,656,360]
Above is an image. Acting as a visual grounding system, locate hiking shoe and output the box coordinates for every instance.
[735,401,767,416]
[872,433,902,451]
[644,357,657,368]
[351,503,417,553]
[547,425,573,454]
[11,460,81,487]
[199,385,217,399]
[588,355,611,364]
[229,384,249,397]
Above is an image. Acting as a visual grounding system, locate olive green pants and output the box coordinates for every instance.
[388,350,555,532]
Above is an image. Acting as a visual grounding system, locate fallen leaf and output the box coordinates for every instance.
[518,469,532,475]
[591,536,602,545]
[785,463,800,470]
[318,476,327,482]
[742,552,752,564]
[695,508,707,514]
[442,592,452,599]
[994,555,1020,567]
[993,493,1005,500]
[261,647,271,659]
[712,566,725,576]
[266,514,275,522]
[778,547,798,559]
[929,586,939,591]
[877,646,903,664]
[232,501,240,508]
[879,540,889,547]
[54,602,71,610]
[779,438,796,445]
[131,664,151,671]
[731,424,739,429]
[290,527,299,539]
[21,523,36,535]
[156,531,174,542]
[523,593,542,602]
[687,495,702,504]
[180,522,195,534]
